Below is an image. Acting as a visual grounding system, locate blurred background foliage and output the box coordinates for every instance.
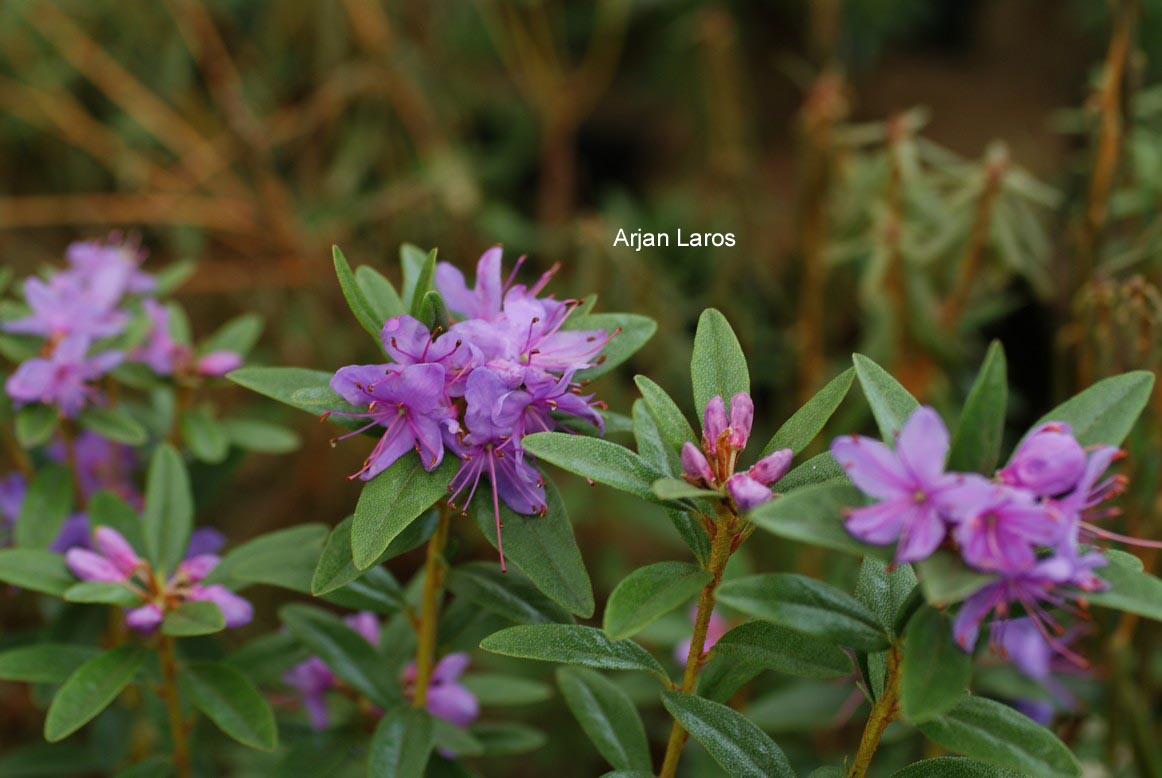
[2,0,1162,775]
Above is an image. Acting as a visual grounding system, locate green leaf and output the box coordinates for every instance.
[470,722,547,756]
[0,549,73,595]
[772,451,846,492]
[44,644,147,742]
[181,407,230,464]
[603,561,711,640]
[199,313,264,357]
[64,582,141,607]
[748,484,893,560]
[432,718,484,757]
[280,604,397,708]
[333,245,387,340]
[711,621,852,679]
[77,407,148,446]
[87,490,144,551]
[15,404,58,448]
[521,432,663,502]
[633,399,673,474]
[901,605,972,722]
[661,691,794,778]
[182,661,277,751]
[312,513,436,596]
[568,313,656,381]
[221,418,301,454]
[142,444,193,574]
[1085,550,1162,621]
[634,375,697,456]
[15,465,73,549]
[162,600,226,636]
[915,551,997,606]
[948,342,1007,473]
[207,524,329,593]
[368,706,434,778]
[1035,370,1155,446]
[763,368,855,456]
[855,557,919,641]
[690,309,750,416]
[916,696,1081,777]
[0,644,98,683]
[891,757,1023,777]
[415,290,450,330]
[480,625,669,683]
[472,479,594,618]
[445,562,574,625]
[400,244,437,315]
[460,674,552,706]
[355,265,406,323]
[853,354,920,441]
[557,667,651,772]
[351,456,457,569]
[717,573,890,651]
[652,478,720,501]
[227,367,346,417]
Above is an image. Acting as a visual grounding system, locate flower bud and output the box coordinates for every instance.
[66,548,125,582]
[190,584,254,628]
[196,350,243,377]
[703,396,727,454]
[346,611,381,645]
[728,392,753,449]
[177,554,220,583]
[1000,422,1086,497]
[681,442,714,483]
[748,448,793,486]
[126,603,163,633]
[93,526,141,577]
[725,473,774,511]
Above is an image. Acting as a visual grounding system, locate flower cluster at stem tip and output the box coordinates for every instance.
[679,391,794,511]
[328,247,618,569]
[832,406,1141,677]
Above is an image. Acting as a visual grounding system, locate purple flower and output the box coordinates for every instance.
[675,608,729,665]
[402,653,480,730]
[66,236,154,295]
[435,245,508,321]
[131,299,191,376]
[187,584,253,628]
[681,442,714,483]
[830,407,960,563]
[728,393,753,449]
[50,514,91,553]
[48,432,139,504]
[66,546,128,583]
[285,612,382,730]
[703,396,728,455]
[946,478,1062,574]
[196,351,243,377]
[6,335,122,417]
[329,363,456,479]
[4,273,128,341]
[0,474,26,543]
[989,617,1084,719]
[999,423,1087,497]
[186,527,226,557]
[126,604,164,633]
[726,473,773,510]
[748,449,794,486]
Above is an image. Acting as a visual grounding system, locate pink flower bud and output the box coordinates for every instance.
[345,611,381,645]
[703,396,727,454]
[126,603,163,633]
[93,527,141,577]
[66,548,126,583]
[177,554,220,583]
[725,473,774,511]
[748,448,793,486]
[728,392,753,449]
[196,350,243,377]
[681,442,714,483]
[1000,422,1086,497]
[189,584,254,628]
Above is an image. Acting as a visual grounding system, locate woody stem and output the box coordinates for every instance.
[412,504,452,708]
[658,509,736,778]
[848,645,902,778]
[158,634,190,778]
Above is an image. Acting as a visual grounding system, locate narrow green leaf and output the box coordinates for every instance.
[763,368,855,456]
[480,625,669,683]
[446,562,574,625]
[280,604,397,708]
[182,662,277,751]
[569,313,657,381]
[355,265,406,323]
[227,367,348,418]
[351,456,457,569]
[333,245,386,340]
[948,342,1007,473]
[1035,370,1155,446]
[1085,550,1162,621]
[521,432,663,502]
[772,451,846,492]
[472,479,594,618]
[915,551,997,606]
[402,245,437,319]
[181,407,230,464]
[470,721,547,756]
[634,375,697,456]
[652,478,720,501]
[853,354,920,441]
[77,407,148,446]
[717,573,890,651]
[603,561,711,640]
[15,404,58,448]
[207,524,329,593]
[711,621,852,679]
[0,644,98,683]
[312,512,437,595]
[855,557,919,639]
[64,582,140,607]
[221,418,301,454]
[142,444,193,574]
[557,667,651,772]
[44,645,147,742]
[891,757,1023,777]
[633,399,673,474]
[432,718,484,757]
[16,465,73,549]
[460,674,552,706]
[748,483,893,560]
[368,706,434,778]
[690,309,750,416]
[901,605,972,722]
[661,691,794,778]
[199,313,264,357]
[0,549,73,595]
[916,696,1081,777]
[87,490,144,551]
[162,600,226,636]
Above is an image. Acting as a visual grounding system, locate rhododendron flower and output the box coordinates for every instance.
[999,422,1087,497]
[401,653,480,731]
[3,272,128,341]
[989,617,1085,723]
[285,612,381,730]
[6,335,122,417]
[830,407,960,562]
[946,478,1060,574]
[65,237,154,295]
